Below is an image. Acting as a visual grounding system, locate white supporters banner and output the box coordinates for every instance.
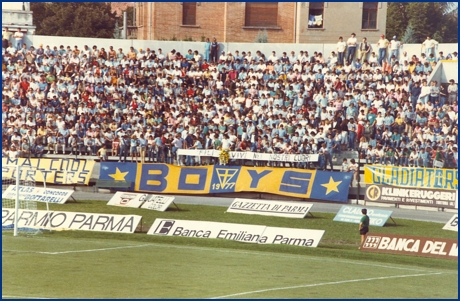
[148,219,266,243]
[141,195,175,212]
[259,227,325,247]
[177,149,319,163]
[2,185,74,204]
[2,209,142,233]
[227,198,313,218]
[443,214,458,232]
[107,191,149,208]
[147,219,325,247]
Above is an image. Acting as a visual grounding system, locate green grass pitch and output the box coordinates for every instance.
[2,201,458,298]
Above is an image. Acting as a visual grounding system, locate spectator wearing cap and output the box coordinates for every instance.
[389,35,402,60]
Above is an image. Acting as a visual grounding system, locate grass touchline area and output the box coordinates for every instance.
[28,199,458,271]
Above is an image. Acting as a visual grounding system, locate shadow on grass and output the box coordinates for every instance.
[166,207,189,212]
[305,215,325,220]
[383,222,400,227]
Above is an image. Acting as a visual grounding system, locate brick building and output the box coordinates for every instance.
[135,2,387,43]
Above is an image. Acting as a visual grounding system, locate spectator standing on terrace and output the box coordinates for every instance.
[346,33,357,64]
[13,28,24,50]
[421,36,439,56]
[376,34,389,66]
[210,38,219,63]
[348,158,359,186]
[389,35,402,60]
[359,208,370,248]
[203,38,211,62]
[448,79,458,105]
[2,27,12,49]
[97,144,108,161]
[336,36,346,66]
[358,37,370,63]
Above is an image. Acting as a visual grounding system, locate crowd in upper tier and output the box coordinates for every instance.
[1,32,458,169]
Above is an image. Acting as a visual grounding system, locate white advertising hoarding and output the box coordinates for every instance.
[443,214,458,232]
[107,191,149,208]
[2,185,74,204]
[147,219,325,247]
[259,227,325,248]
[227,198,313,218]
[2,209,141,233]
[141,195,175,212]
[148,219,266,243]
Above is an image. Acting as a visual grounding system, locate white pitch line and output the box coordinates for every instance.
[37,244,153,254]
[145,243,434,272]
[3,242,443,273]
[210,272,446,299]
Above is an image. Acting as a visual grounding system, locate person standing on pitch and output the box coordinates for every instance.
[359,208,370,248]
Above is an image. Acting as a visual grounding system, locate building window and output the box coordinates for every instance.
[362,2,378,29]
[245,2,278,27]
[308,2,324,29]
[182,2,197,25]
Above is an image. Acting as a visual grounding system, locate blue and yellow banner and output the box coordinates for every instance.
[99,163,353,202]
[2,158,95,185]
[364,165,458,190]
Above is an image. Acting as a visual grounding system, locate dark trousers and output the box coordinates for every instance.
[347,47,356,63]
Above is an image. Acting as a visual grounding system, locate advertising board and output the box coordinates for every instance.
[2,185,74,204]
[2,209,141,233]
[333,205,393,227]
[360,233,458,260]
[259,227,324,247]
[107,191,149,208]
[147,219,266,243]
[148,219,325,247]
[141,195,175,212]
[364,185,457,209]
[442,214,458,232]
[227,198,313,218]
[363,165,457,190]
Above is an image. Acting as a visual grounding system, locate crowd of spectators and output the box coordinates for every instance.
[2,32,458,170]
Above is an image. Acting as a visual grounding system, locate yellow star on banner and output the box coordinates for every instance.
[321,177,342,195]
[108,167,129,181]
